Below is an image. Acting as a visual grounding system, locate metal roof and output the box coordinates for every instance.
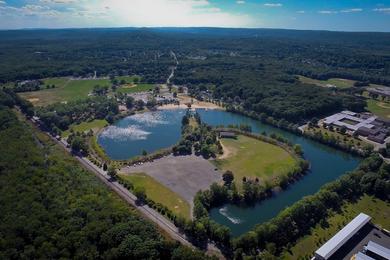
[354,252,375,260]
[365,241,390,260]
[315,213,371,260]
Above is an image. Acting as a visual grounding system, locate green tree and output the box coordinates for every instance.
[107,165,117,179]
[222,170,234,186]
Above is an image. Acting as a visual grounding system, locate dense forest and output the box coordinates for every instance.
[0,95,208,259]
[1,28,389,121]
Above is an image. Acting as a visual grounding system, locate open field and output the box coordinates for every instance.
[121,155,222,208]
[214,135,296,186]
[19,78,111,106]
[282,195,390,260]
[366,99,390,119]
[119,172,191,219]
[118,83,154,94]
[61,119,108,138]
[298,76,356,89]
[116,75,141,84]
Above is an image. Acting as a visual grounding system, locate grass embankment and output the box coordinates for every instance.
[366,99,390,119]
[120,173,191,219]
[116,75,141,83]
[214,135,297,187]
[20,78,111,106]
[61,119,108,138]
[118,83,154,94]
[282,194,390,260]
[299,76,356,89]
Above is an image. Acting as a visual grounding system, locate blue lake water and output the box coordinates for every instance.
[98,110,185,160]
[98,108,361,237]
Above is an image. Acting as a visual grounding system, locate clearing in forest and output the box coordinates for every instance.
[366,99,390,119]
[214,135,297,186]
[299,76,356,89]
[19,78,111,106]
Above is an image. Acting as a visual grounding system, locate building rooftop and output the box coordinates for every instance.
[364,241,390,260]
[315,213,371,260]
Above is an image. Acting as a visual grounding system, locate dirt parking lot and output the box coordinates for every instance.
[121,155,222,207]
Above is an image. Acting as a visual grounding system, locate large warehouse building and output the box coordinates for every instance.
[315,213,371,260]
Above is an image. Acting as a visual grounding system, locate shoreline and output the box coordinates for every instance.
[158,103,224,110]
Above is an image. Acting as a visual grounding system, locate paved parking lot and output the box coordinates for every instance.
[121,155,223,207]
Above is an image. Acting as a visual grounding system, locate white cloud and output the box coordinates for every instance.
[340,8,363,13]
[236,0,245,4]
[0,1,6,5]
[318,10,338,14]
[264,3,282,7]
[373,7,390,14]
[75,0,255,27]
[296,10,305,14]
[0,0,257,28]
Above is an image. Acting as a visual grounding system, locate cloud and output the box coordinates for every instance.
[0,1,5,4]
[296,10,305,14]
[75,0,255,27]
[264,3,282,7]
[340,8,363,13]
[318,10,338,14]
[373,7,390,14]
[236,0,245,4]
[0,0,256,28]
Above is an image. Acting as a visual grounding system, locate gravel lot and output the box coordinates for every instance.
[121,155,223,206]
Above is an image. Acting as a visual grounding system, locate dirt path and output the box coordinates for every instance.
[218,141,235,160]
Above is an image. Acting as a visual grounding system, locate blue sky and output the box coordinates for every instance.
[0,0,389,31]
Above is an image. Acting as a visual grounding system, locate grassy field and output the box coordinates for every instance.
[282,195,390,260]
[119,173,191,219]
[19,78,111,106]
[366,99,390,119]
[214,135,296,186]
[299,76,356,89]
[61,119,108,138]
[116,75,141,84]
[118,83,154,94]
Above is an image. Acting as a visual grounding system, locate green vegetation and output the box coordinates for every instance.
[19,78,111,106]
[298,75,356,89]
[215,135,297,186]
[116,75,141,84]
[366,99,390,119]
[173,112,222,158]
[0,106,204,259]
[37,96,118,135]
[61,119,108,137]
[120,173,191,219]
[282,194,390,260]
[118,83,154,94]
[233,154,389,258]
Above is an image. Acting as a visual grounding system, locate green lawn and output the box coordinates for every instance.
[214,135,297,186]
[119,173,191,219]
[116,75,141,84]
[282,195,390,260]
[61,119,108,138]
[118,83,154,94]
[366,99,390,119]
[299,76,356,89]
[19,78,111,106]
